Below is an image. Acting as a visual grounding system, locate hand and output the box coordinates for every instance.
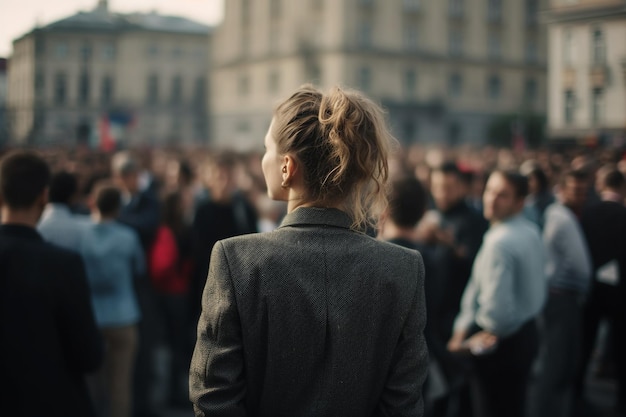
[447,331,468,353]
[435,229,455,247]
[416,222,439,244]
[463,331,498,356]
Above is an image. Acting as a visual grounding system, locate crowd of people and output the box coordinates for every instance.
[1,84,626,417]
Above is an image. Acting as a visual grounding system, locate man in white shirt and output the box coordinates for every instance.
[448,170,546,417]
[37,171,90,250]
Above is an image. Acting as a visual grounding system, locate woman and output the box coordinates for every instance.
[148,190,194,406]
[190,85,428,417]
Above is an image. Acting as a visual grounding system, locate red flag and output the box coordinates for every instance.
[99,114,115,152]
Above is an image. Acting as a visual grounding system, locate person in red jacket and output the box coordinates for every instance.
[149,190,194,407]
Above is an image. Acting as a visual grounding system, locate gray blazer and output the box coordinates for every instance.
[190,207,428,417]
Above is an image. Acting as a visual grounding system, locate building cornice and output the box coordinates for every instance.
[213,48,547,72]
[542,3,626,24]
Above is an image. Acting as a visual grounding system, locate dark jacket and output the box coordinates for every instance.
[581,200,626,293]
[190,207,428,417]
[118,190,161,252]
[0,224,103,417]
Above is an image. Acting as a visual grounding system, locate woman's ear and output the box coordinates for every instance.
[282,154,298,182]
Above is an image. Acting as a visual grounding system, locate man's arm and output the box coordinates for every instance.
[189,241,247,417]
[475,245,518,337]
[449,269,479,350]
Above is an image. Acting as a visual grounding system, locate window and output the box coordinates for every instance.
[35,72,45,97]
[270,0,281,18]
[526,39,538,63]
[488,0,502,23]
[524,77,537,103]
[488,33,501,60]
[268,70,280,94]
[404,69,417,99]
[448,122,461,145]
[35,39,45,57]
[170,76,182,104]
[358,67,372,93]
[311,0,324,11]
[101,76,114,105]
[592,27,606,65]
[238,74,250,96]
[404,0,420,11]
[147,74,159,103]
[194,77,206,107]
[269,24,279,53]
[359,0,374,7]
[563,29,575,66]
[147,43,159,57]
[241,0,251,55]
[564,90,575,124]
[449,30,463,57]
[358,20,373,48]
[404,23,419,50]
[448,73,462,97]
[591,88,604,124]
[525,0,538,27]
[307,64,322,84]
[102,42,115,60]
[78,72,90,105]
[80,42,92,60]
[242,0,251,25]
[449,0,464,18]
[403,121,417,142]
[55,42,68,59]
[487,75,501,99]
[54,73,67,105]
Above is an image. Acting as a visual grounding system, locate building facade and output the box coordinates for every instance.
[210,0,547,150]
[7,0,211,147]
[0,58,7,147]
[546,0,626,144]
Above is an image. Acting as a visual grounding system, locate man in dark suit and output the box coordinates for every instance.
[111,151,161,417]
[0,150,103,416]
[575,165,626,415]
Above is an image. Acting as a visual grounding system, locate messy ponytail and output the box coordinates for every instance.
[272,84,395,231]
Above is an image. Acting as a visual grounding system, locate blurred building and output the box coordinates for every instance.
[210,0,547,150]
[546,0,626,144]
[7,0,211,147]
[0,58,7,147]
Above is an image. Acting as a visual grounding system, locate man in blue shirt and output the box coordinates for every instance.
[448,170,546,417]
[81,181,145,417]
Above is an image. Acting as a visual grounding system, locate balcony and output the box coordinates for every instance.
[589,65,609,88]
[562,68,576,89]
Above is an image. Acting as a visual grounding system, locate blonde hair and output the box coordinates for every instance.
[272,84,395,231]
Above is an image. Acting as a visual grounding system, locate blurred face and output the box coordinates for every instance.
[204,164,233,202]
[527,174,539,196]
[431,171,464,212]
[483,173,524,223]
[262,119,287,201]
[562,177,588,209]
[114,172,139,195]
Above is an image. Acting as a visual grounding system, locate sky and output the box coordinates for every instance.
[0,0,224,57]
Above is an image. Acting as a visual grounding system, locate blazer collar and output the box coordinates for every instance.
[0,224,43,241]
[278,207,353,230]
